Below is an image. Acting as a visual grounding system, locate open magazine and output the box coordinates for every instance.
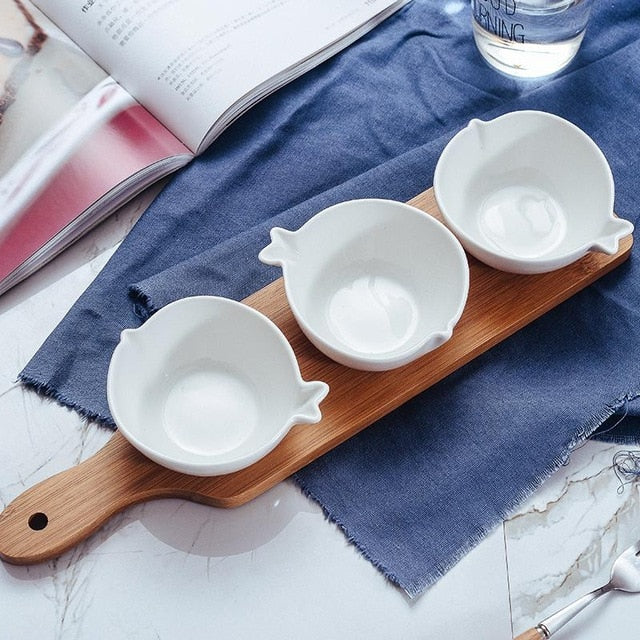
[0,0,410,296]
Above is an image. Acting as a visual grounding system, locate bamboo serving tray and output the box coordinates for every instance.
[0,187,633,565]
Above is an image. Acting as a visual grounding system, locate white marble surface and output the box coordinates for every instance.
[0,188,639,639]
[507,441,640,638]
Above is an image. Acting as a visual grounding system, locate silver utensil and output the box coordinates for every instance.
[514,539,640,639]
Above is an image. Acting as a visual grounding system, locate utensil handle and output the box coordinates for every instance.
[514,585,610,639]
[538,585,610,636]
[0,432,171,564]
[514,629,547,640]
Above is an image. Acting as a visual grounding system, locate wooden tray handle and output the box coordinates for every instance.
[0,433,183,564]
[1,191,632,566]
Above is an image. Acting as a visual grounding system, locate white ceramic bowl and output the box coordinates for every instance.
[259,198,469,371]
[107,296,329,476]
[434,110,634,274]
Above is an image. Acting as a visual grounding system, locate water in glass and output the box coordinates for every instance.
[471,0,594,78]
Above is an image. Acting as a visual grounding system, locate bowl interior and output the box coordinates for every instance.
[436,113,614,261]
[287,201,467,359]
[109,298,301,469]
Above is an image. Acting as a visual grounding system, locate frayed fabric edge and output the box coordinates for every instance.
[16,362,640,596]
[17,371,116,429]
[128,285,159,321]
[292,472,505,599]
[16,288,159,427]
[292,392,640,599]
[589,391,640,445]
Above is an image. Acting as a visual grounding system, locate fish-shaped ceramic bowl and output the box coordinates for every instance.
[107,296,329,476]
[433,110,634,274]
[259,198,469,371]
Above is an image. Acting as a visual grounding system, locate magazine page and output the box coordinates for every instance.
[30,0,410,153]
[0,0,192,295]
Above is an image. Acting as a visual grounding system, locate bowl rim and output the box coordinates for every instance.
[107,295,325,476]
[271,198,470,370]
[433,110,617,271]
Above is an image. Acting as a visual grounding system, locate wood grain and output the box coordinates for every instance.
[0,187,632,564]
[514,628,547,640]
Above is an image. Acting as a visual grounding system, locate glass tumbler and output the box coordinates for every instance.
[471,0,595,78]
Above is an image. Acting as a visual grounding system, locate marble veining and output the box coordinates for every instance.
[3,237,640,640]
[3,217,640,638]
[0,126,637,637]
[507,440,640,635]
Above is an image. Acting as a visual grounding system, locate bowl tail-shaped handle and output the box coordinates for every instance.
[431,329,453,351]
[114,327,152,359]
[258,227,298,266]
[291,380,330,425]
[467,117,488,148]
[119,326,141,346]
[590,217,635,255]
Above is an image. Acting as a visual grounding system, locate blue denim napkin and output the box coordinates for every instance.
[20,1,640,596]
